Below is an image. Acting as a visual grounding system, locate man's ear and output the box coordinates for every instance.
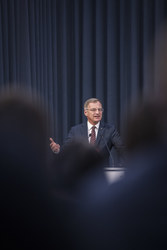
[84,109,88,117]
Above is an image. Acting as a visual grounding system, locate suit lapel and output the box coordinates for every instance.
[81,123,88,140]
[95,122,105,145]
[80,122,105,144]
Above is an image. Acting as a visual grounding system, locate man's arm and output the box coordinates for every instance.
[111,126,126,166]
[64,127,76,144]
[111,126,124,150]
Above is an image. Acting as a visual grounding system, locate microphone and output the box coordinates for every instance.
[89,131,115,167]
[101,134,115,168]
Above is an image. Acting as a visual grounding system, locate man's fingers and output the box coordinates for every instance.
[50,143,59,149]
[49,138,60,153]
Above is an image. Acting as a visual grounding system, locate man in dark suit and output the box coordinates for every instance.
[50,98,124,166]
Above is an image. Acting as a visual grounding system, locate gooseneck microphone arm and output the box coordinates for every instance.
[89,131,115,167]
[101,134,115,167]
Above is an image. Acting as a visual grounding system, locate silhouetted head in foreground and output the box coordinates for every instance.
[0,89,52,248]
[52,139,105,199]
[124,98,167,155]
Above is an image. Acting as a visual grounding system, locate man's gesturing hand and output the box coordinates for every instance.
[49,138,60,153]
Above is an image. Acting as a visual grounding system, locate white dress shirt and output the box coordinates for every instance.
[87,121,100,142]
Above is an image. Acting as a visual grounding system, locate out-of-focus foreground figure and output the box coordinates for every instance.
[0,89,68,249]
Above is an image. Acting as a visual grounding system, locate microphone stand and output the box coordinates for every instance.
[101,134,115,168]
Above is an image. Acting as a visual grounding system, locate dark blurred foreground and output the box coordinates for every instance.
[2,74,167,250]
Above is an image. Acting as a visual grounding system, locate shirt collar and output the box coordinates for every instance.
[87,121,100,131]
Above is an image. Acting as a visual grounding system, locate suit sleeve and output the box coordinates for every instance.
[64,127,75,145]
[110,126,126,164]
[111,126,124,150]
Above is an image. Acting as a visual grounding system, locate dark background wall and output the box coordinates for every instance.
[0,0,167,146]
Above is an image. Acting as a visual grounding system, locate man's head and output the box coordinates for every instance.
[84,98,103,125]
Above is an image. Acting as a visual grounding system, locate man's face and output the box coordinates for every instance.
[84,101,103,125]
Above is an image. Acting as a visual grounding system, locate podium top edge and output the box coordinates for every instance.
[104,167,126,171]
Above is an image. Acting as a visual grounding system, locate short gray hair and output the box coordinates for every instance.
[84,98,102,109]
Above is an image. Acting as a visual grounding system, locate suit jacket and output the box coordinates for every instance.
[64,121,124,166]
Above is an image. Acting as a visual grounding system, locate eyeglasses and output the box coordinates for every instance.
[86,108,104,112]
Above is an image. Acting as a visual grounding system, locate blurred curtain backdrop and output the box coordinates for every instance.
[0,0,167,145]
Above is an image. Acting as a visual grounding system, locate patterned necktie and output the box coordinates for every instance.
[90,126,96,144]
